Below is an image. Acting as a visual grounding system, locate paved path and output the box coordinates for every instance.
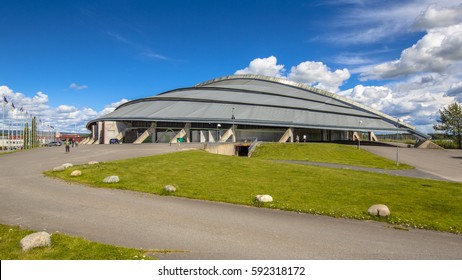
[0,144,461,259]
[363,146,462,182]
[274,160,449,181]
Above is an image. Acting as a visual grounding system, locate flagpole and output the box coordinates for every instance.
[13,108,16,149]
[22,112,24,148]
[7,111,11,150]
[25,112,28,149]
[31,115,33,149]
[40,121,43,147]
[18,109,21,148]
[29,114,32,149]
[20,109,23,149]
[27,113,30,149]
[2,97,4,150]
[32,116,34,148]
[29,113,31,149]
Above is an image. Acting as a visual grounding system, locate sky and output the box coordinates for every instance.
[1,0,462,133]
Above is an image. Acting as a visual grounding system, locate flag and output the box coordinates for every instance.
[3,96,7,104]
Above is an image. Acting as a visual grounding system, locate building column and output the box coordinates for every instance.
[278,128,294,143]
[208,130,215,143]
[219,125,236,142]
[200,130,206,143]
[170,123,191,144]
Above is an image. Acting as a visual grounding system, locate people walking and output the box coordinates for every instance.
[65,138,70,153]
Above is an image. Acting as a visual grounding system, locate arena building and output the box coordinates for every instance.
[84,74,428,145]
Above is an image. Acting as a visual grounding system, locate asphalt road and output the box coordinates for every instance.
[363,145,462,182]
[1,144,461,259]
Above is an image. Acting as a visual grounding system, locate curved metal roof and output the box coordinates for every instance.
[87,74,428,139]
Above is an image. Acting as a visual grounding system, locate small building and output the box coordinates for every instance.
[58,133,86,143]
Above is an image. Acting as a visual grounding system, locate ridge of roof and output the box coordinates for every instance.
[196,74,415,131]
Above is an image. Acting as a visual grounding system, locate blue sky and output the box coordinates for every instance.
[1,0,462,133]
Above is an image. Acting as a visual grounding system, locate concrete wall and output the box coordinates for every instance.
[204,143,236,156]
[237,129,285,142]
[103,121,119,144]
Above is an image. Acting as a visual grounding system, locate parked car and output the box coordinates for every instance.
[109,138,120,144]
[46,141,62,146]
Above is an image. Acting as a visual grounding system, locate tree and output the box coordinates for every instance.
[23,122,29,149]
[31,116,38,148]
[433,102,462,149]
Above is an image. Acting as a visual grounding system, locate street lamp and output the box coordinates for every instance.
[396,119,402,166]
[231,107,235,142]
[217,123,221,142]
[357,120,363,150]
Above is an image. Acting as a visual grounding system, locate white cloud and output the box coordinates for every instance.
[327,24,404,45]
[235,56,350,93]
[413,4,462,30]
[339,85,393,111]
[99,99,129,116]
[361,24,462,80]
[0,85,14,99]
[351,3,462,133]
[32,92,49,104]
[339,74,457,133]
[57,105,77,113]
[288,61,350,93]
[108,32,170,61]
[69,83,88,91]
[141,52,170,61]
[447,81,462,99]
[332,54,374,65]
[1,86,50,116]
[308,1,460,47]
[1,84,128,133]
[235,56,285,77]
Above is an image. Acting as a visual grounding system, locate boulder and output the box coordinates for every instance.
[20,232,51,251]
[164,185,176,192]
[368,204,391,217]
[256,194,273,203]
[62,163,73,169]
[52,165,65,172]
[88,161,99,165]
[70,170,82,177]
[103,175,119,183]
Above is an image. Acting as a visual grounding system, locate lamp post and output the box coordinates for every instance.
[396,119,402,166]
[357,120,363,150]
[231,107,235,142]
[217,123,221,143]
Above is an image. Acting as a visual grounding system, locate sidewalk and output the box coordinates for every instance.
[275,159,449,181]
[363,146,462,182]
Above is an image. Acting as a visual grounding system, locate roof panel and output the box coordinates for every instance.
[88,75,428,138]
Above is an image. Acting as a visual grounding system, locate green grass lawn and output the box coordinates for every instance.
[252,142,412,169]
[0,224,156,260]
[45,149,462,234]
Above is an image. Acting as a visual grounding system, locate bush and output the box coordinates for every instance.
[432,140,459,149]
